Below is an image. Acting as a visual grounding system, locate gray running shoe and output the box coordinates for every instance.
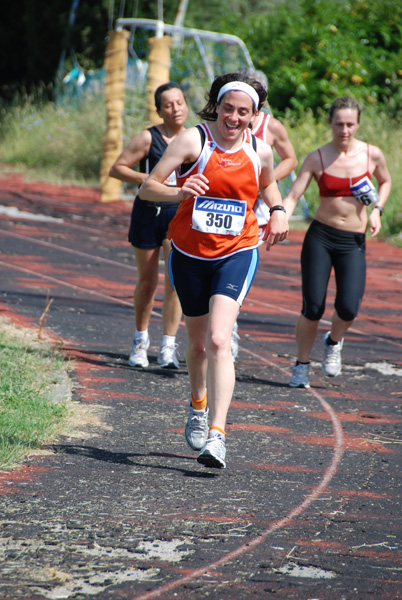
[231,321,240,362]
[322,332,343,377]
[197,432,226,469]
[157,343,180,369]
[289,362,310,388]
[128,338,150,368]
[185,406,209,451]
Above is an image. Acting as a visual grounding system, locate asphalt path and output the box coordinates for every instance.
[0,174,401,600]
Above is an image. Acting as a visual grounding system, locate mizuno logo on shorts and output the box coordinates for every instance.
[226,283,238,291]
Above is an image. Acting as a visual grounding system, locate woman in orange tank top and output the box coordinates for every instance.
[140,72,289,468]
[283,96,391,389]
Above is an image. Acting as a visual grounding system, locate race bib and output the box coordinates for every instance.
[192,196,247,236]
[350,176,379,206]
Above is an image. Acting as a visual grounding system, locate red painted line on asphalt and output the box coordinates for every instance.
[230,399,296,410]
[4,227,401,320]
[308,411,402,424]
[2,227,401,347]
[227,423,292,433]
[252,463,321,474]
[129,353,346,600]
[87,376,127,384]
[0,465,50,495]
[349,549,401,559]
[292,433,392,453]
[0,258,133,306]
[295,539,348,551]
[0,257,178,327]
[248,296,402,350]
[330,488,390,499]
[0,227,137,271]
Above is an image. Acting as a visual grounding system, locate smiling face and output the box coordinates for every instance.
[215,90,256,145]
[329,107,360,145]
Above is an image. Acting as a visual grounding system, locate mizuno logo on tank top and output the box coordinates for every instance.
[195,198,246,215]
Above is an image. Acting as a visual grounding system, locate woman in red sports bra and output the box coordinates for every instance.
[140,72,289,468]
[283,96,391,389]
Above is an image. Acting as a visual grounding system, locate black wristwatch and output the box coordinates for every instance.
[269,205,287,216]
[373,205,383,216]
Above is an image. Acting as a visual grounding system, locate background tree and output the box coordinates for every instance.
[221,0,402,117]
[1,0,401,119]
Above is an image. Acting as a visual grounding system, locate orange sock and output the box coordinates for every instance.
[191,390,207,411]
[209,426,225,437]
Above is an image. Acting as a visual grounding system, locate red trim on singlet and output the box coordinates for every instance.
[251,112,270,144]
[317,145,371,197]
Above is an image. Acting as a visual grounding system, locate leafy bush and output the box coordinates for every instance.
[220,0,402,118]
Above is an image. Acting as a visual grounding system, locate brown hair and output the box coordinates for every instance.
[198,72,267,121]
[154,83,185,112]
[328,96,361,123]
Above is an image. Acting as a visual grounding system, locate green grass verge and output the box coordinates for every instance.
[0,93,106,187]
[0,320,71,470]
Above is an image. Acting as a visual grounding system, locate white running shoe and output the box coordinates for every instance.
[128,338,150,368]
[185,406,209,451]
[322,332,344,377]
[197,431,226,469]
[289,362,310,388]
[231,322,240,362]
[157,343,180,369]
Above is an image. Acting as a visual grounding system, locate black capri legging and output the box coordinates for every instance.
[301,220,366,322]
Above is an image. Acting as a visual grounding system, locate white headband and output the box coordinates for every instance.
[217,81,260,111]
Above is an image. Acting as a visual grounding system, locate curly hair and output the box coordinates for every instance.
[198,72,267,121]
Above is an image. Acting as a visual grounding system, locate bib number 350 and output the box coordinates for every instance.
[206,212,233,229]
[192,196,247,236]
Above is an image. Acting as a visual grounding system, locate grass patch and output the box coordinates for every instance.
[0,92,106,186]
[0,320,71,470]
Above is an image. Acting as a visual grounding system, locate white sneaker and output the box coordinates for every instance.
[185,406,209,451]
[128,338,150,368]
[197,431,226,469]
[322,332,343,377]
[231,322,240,362]
[157,343,180,369]
[289,362,310,388]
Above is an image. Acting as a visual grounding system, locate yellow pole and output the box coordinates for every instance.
[100,29,130,202]
[146,36,172,125]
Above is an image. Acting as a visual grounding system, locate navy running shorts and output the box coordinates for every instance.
[128,196,179,249]
[169,246,259,317]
